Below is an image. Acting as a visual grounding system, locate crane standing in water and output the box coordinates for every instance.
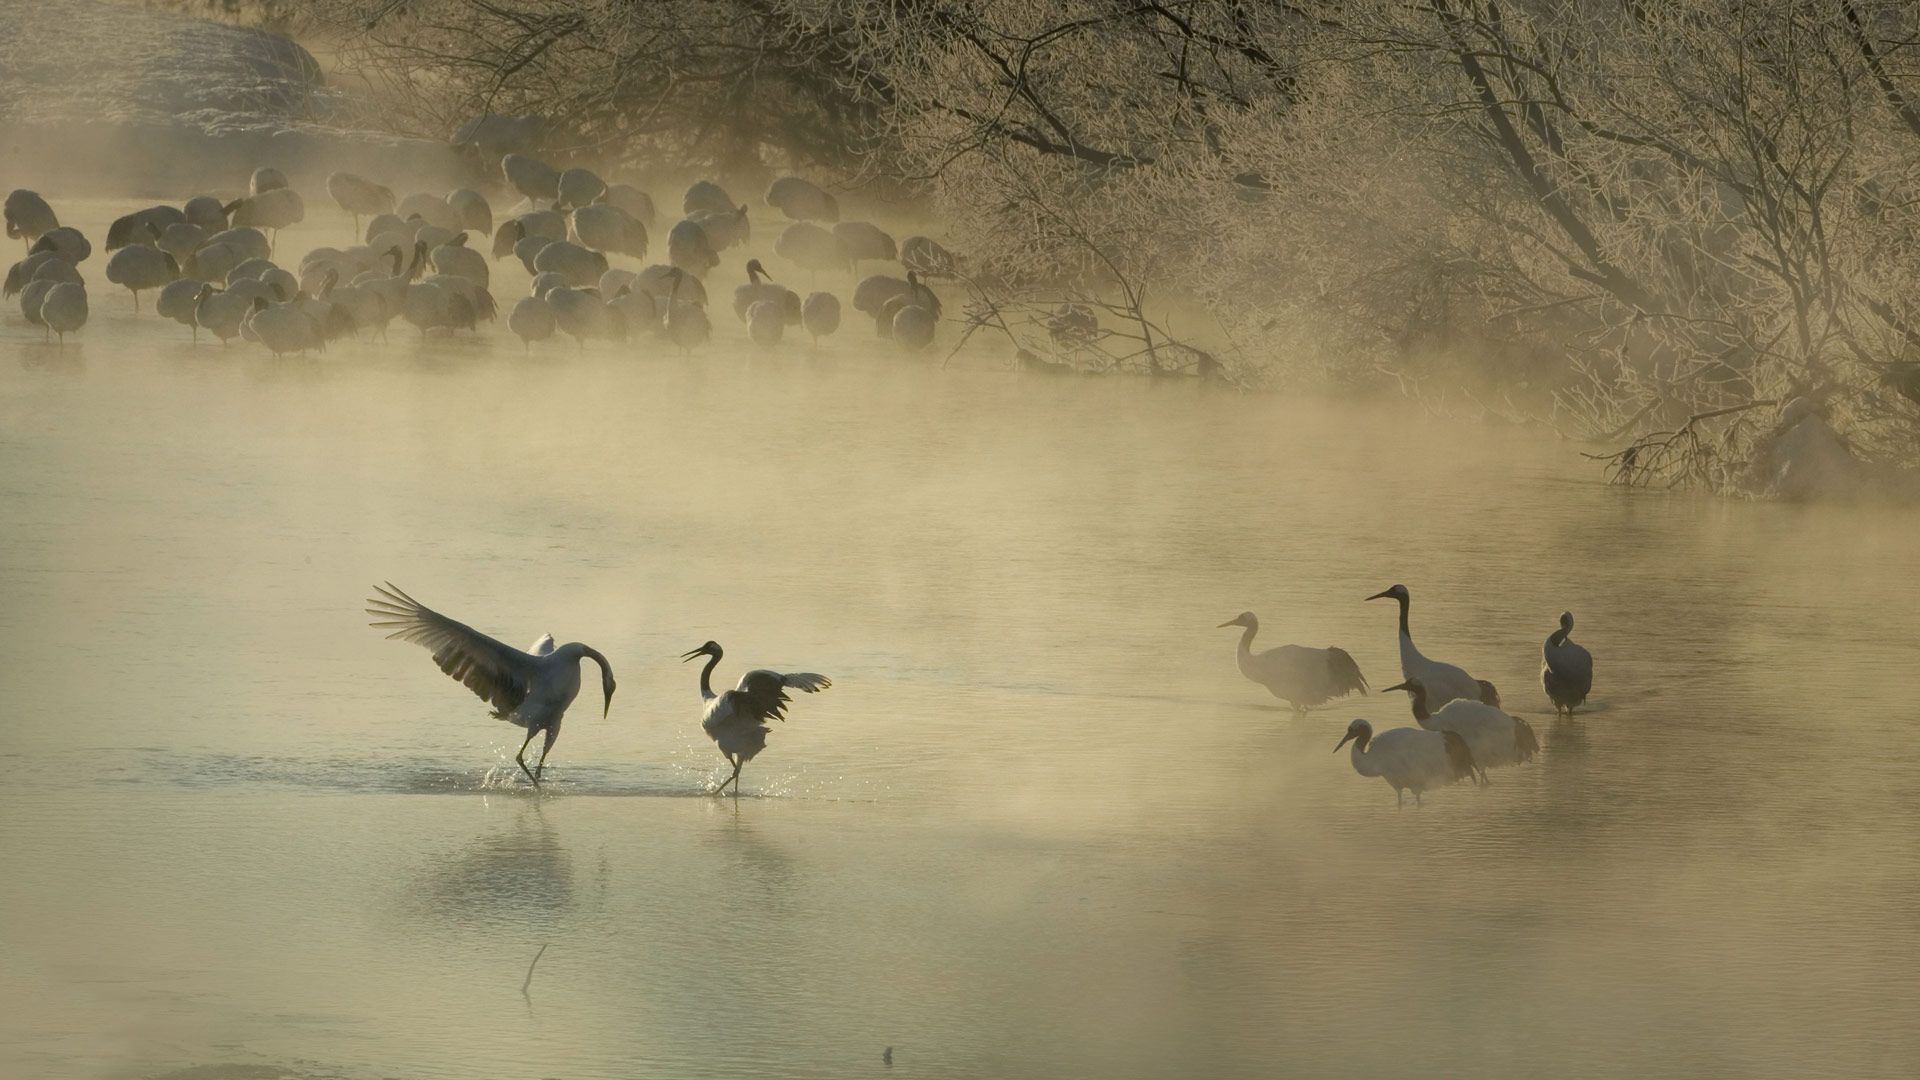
[1217,611,1367,711]
[1383,678,1537,784]
[366,583,616,787]
[681,640,830,796]
[1364,584,1500,709]
[1541,611,1593,716]
[1334,719,1477,807]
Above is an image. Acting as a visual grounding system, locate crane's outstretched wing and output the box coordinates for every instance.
[366,582,537,719]
[1325,647,1369,695]
[731,669,832,724]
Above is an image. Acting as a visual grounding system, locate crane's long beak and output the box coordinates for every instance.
[1364,589,1394,601]
[603,691,613,719]
[1381,681,1413,693]
[1216,619,1239,628]
[1334,732,1358,753]
[680,648,705,661]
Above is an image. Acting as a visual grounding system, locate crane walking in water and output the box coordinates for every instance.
[366,583,616,787]
[1334,719,1477,807]
[681,641,830,796]
[1217,612,1367,711]
[1542,611,1593,716]
[1364,584,1500,709]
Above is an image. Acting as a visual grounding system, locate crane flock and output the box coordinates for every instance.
[1222,587,1594,806]
[359,571,1589,804]
[9,162,1596,809]
[7,156,963,358]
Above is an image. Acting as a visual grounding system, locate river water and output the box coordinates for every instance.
[4,201,1919,1079]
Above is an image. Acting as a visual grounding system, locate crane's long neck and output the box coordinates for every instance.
[581,645,611,680]
[1349,738,1383,778]
[698,651,721,701]
[1548,627,1570,648]
[1404,683,1431,724]
[1235,622,1258,671]
[1393,594,1426,675]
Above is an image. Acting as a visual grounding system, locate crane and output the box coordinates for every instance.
[681,641,830,796]
[1364,584,1499,708]
[366,583,616,787]
[1334,719,1477,807]
[1217,611,1367,711]
[1541,612,1593,716]
[1382,678,1537,783]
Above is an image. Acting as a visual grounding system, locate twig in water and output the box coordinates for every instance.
[522,942,549,997]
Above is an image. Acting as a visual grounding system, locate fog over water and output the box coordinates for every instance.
[6,200,1920,1080]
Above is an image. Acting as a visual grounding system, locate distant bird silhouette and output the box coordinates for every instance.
[681,640,830,796]
[1217,611,1367,711]
[367,583,615,787]
[1541,611,1593,716]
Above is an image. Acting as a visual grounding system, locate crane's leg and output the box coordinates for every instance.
[728,759,743,796]
[1395,788,1403,809]
[515,729,540,787]
[534,725,561,784]
[1415,789,1424,807]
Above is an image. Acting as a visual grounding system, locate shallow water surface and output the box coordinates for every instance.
[4,205,1920,1079]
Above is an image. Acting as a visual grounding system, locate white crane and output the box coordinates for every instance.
[367,583,616,787]
[30,226,91,266]
[503,154,561,206]
[747,300,785,345]
[766,176,839,223]
[600,184,654,225]
[776,222,851,274]
[1382,678,1536,784]
[803,291,840,343]
[681,640,830,796]
[1217,612,1368,711]
[833,221,896,274]
[1541,612,1593,716]
[533,240,608,288]
[1334,719,1477,807]
[684,180,736,216]
[104,238,180,310]
[41,282,86,344]
[156,279,207,339]
[733,259,801,324]
[1364,584,1500,709]
[900,235,957,278]
[668,216,721,270]
[508,294,555,350]
[557,167,607,211]
[663,267,710,352]
[5,189,58,250]
[888,271,940,349]
[447,188,493,234]
[326,172,395,234]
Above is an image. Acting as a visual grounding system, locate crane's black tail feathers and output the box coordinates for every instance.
[1441,730,1478,784]
[1326,647,1369,695]
[1514,717,1540,763]
[1475,679,1502,709]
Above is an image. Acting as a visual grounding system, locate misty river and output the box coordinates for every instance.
[4,200,1920,1079]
